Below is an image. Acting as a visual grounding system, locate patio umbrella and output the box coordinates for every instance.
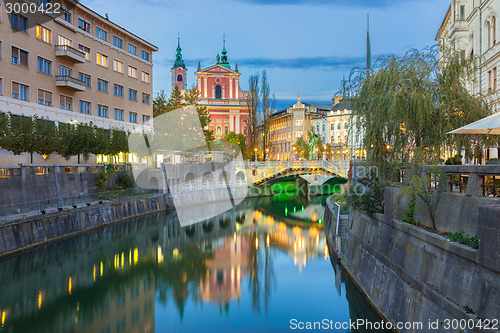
[448,112,500,135]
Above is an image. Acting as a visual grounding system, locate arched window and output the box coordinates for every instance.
[215,85,222,99]
[492,16,496,45]
[217,127,221,135]
[177,74,183,82]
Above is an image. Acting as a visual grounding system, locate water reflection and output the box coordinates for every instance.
[0,194,386,333]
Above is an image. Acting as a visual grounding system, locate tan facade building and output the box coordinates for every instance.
[267,97,320,161]
[436,0,500,111]
[0,0,157,164]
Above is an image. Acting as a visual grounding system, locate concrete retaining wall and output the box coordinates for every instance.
[0,194,168,258]
[385,186,499,236]
[324,201,500,332]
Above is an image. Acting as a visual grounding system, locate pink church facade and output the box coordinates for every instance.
[172,39,250,141]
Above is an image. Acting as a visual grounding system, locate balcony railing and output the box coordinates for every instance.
[55,45,86,63]
[55,75,86,91]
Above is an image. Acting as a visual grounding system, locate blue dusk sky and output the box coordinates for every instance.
[84,0,450,110]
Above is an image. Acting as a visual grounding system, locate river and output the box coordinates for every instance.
[0,194,389,333]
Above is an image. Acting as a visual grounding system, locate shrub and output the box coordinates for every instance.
[486,158,500,165]
[115,170,136,190]
[444,155,463,165]
[343,174,385,217]
[443,231,478,249]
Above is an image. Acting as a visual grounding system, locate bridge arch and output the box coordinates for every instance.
[185,172,196,185]
[219,171,229,183]
[202,172,213,184]
[235,171,246,182]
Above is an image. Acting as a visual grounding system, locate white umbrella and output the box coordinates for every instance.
[448,112,500,135]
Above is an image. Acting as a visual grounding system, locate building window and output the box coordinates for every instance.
[129,89,137,101]
[79,100,91,114]
[128,66,137,78]
[142,93,150,104]
[459,5,465,21]
[0,78,3,96]
[36,25,51,43]
[78,44,90,61]
[96,27,108,41]
[142,115,150,124]
[142,72,150,83]
[114,108,124,121]
[37,89,52,106]
[141,50,150,61]
[177,74,182,82]
[217,127,221,136]
[11,46,29,67]
[224,126,229,135]
[12,82,29,101]
[79,73,91,88]
[58,35,72,46]
[114,84,124,97]
[129,112,138,123]
[96,53,108,67]
[113,36,123,49]
[215,85,222,99]
[492,16,497,46]
[0,41,2,59]
[60,95,72,111]
[62,7,72,23]
[113,59,123,73]
[58,65,71,77]
[98,105,108,118]
[128,44,137,55]
[97,78,108,93]
[494,67,498,91]
[10,13,27,32]
[37,57,52,75]
[78,17,91,33]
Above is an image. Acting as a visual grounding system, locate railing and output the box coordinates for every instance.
[55,75,86,87]
[0,188,155,219]
[253,160,349,183]
[55,44,86,60]
[180,180,247,191]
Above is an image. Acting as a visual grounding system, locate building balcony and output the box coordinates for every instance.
[55,45,86,63]
[55,75,86,91]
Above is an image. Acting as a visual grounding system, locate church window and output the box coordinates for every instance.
[215,85,222,99]
[177,74,183,82]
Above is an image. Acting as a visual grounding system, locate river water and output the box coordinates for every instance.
[0,194,388,333]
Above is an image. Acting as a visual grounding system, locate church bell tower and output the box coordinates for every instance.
[171,37,187,91]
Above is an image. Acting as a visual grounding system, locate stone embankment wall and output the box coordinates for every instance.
[325,195,500,333]
[0,194,168,258]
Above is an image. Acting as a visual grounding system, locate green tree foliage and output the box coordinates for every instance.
[0,113,129,161]
[222,131,247,154]
[153,86,214,146]
[293,136,309,159]
[347,47,492,179]
[247,74,260,157]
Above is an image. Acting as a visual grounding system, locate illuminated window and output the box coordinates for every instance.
[113,59,123,73]
[142,72,150,83]
[58,35,72,46]
[78,44,90,61]
[128,66,137,78]
[36,25,51,43]
[96,53,108,67]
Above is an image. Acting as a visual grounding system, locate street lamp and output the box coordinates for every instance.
[254,148,258,161]
[265,148,269,161]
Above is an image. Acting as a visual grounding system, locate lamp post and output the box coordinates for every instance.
[254,148,258,162]
[265,148,269,161]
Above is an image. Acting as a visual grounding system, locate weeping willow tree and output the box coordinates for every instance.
[346,46,493,180]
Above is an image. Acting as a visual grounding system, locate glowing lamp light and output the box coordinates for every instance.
[319,218,323,225]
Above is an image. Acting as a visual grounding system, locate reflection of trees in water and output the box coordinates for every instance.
[155,247,211,319]
[247,232,276,313]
